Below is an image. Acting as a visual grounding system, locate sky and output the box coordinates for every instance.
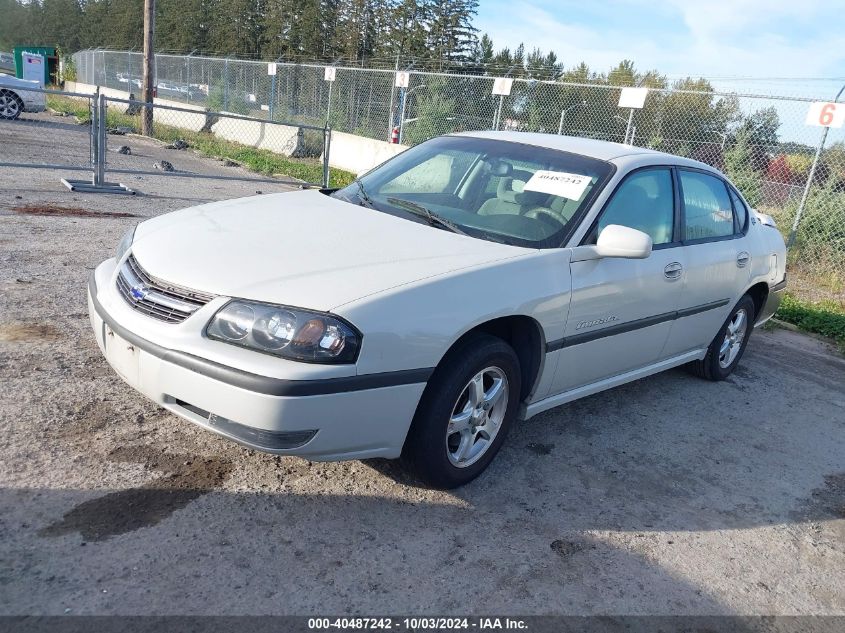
[475,0,845,99]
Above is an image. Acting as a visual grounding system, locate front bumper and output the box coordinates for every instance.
[88,262,428,460]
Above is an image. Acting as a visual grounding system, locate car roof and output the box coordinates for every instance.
[452,130,719,172]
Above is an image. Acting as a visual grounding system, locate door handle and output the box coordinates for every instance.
[737,252,750,268]
[664,262,683,280]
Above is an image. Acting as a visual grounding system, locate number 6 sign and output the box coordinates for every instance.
[806,102,845,128]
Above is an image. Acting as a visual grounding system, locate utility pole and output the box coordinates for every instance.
[141,0,155,135]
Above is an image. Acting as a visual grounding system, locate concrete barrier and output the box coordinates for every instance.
[64,81,403,171]
[211,116,303,157]
[66,81,210,133]
[326,131,408,174]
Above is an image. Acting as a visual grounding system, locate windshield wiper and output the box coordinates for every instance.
[354,179,376,209]
[385,197,469,236]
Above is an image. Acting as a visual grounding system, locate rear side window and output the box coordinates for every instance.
[729,188,748,233]
[594,168,675,245]
[680,171,734,240]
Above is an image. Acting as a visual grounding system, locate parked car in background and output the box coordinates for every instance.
[115,72,143,90]
[157,81,204,101]
[88,132,787,488]
[0,52,15,73]
[0,75,45,119]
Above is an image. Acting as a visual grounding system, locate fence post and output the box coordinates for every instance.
[493,94,504,130]
[787,82,845,248]
[97,92,106,186]
[624,108,634,145]
[269,62,277,121]
[386,55,399,140]
[322,126,332,189]
[397,87,407,141]
[90,88,99,182]
[224,57,230,111]
[326,77,333,125]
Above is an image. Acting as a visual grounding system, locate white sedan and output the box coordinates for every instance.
[88,132,787,488]
[0,75,46,119]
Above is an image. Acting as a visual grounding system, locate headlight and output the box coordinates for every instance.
[115,225,137,261]
[206,300,361,364]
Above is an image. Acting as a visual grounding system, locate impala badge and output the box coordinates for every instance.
[576,315,618,330]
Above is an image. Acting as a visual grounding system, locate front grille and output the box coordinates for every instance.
[116,254,215,323]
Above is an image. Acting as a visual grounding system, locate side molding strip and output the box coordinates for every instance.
[546,299,730,352]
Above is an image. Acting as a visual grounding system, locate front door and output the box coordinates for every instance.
[551,167,686,394]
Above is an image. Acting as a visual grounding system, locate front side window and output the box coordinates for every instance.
[332,136,614,248]
[592,168,675,245]
[680,171,735,240]
[380,151,475,195]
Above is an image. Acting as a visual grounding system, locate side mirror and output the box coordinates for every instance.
[571,224,653,261]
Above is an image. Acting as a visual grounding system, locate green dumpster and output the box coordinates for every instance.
[13,46,58,85]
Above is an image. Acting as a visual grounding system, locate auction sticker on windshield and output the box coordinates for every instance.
[523,170,591,200]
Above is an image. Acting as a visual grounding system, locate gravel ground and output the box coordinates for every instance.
[1,113,844,617]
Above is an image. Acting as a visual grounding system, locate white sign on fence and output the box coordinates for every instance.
[324,66,337,82]
[395,71,410,88]
[618,87,648,109]
[805,102,845,128]
[267,62,277,76]
[492,77,513,96]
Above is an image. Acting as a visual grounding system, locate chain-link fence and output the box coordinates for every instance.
[69,50,845,303]
[0,77,332,197]
[0,82,96,176]
[97,95,331,188]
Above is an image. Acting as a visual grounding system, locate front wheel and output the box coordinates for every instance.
[0,91,23,120]
[401,333,521,489]
[690,294,756,381]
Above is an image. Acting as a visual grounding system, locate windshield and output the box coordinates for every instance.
[331,136,614,248]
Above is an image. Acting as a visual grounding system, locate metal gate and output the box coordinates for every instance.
[0,83,97,181]
[0,81,333,195]
[99,95,332,192]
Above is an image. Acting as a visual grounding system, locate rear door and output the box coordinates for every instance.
[550,167,686,394]
[662,169,754,357]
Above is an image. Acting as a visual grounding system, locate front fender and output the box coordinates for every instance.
[335,249,573,376]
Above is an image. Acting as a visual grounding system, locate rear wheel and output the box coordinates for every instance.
[401,333,521,489]
[690,294,755,381]
[0,91,23,120]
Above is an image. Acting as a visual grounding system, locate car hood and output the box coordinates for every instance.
[0,75,40,89]
[131,189,530,312]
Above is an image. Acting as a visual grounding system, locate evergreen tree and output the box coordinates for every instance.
[427,0,478,69]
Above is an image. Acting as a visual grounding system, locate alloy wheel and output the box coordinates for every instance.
[446,366,509,468]
[0,93,20,118]
[719,308,748,369]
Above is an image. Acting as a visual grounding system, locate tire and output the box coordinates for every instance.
[401,333,521,489]
[690,294,756,381]
[0,90,23,120]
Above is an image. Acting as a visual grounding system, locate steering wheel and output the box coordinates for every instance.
[529,207,565,229]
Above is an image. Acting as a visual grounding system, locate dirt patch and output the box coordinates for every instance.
[38,446,234,541]
[550,539,589,558]
[12,204,137,219]
[794,472,845,520]
[526,442,555,455]
[0,323,62,342]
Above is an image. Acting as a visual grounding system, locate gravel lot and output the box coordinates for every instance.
[1,113,844,616]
